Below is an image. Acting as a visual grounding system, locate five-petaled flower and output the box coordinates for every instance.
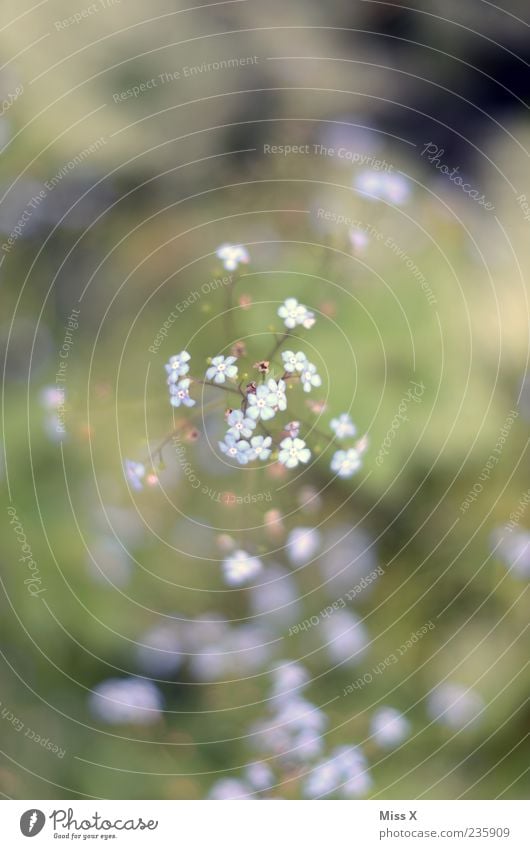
[331,448,362,478]
[278,437,311,469]
[266,378,287,412]
[278,298,316,330]
[219,433,253,464]
[247,384,277,421]
[330,413,356,439]
[282,350,307,373]
[226,409,256,440]
[165,351,191,379]
[222,549,262,585]
[216,243,250,272]
[300,362,322,393]
[169,378,195,408]
[206,355,238,384]
[250,435,273,460]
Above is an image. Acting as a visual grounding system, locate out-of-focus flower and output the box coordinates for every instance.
[206,355,238,384]
[330,413,356,439]
[286,526,321,565]
[371,707,411,748]
[304,745,372,798]
[492,529,530,579]
[298,485,322,513]
[349,228,369,253]
[169,378,195,408]
[40,386,64,410]
[244,761,274,792]
[427,683,484,729]
[249,566,300,625]
[284,421,300,439]
[300,362,322,393]
[322,610,369,664]
[87,537,132,587]
[278,298,316,330]
[226,409,256,440]
[247,384,277,421]
[278,437,311,469]
[222,549,263,586]
[216,243,249,271]
[135,625,182,676]
[354,170,410,204]
[165,351,190,379]
[89,678,163,725]
[282,350,307,373]
[249,435,272,460]
[331,447,362,478]
[209,778,250,799]
[124,459,145,490]
[270,660,310,698]
[219,434,253,464]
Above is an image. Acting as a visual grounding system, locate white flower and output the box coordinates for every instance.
[244,761,274,792]
[90,678,163,725]
[135,625,182,675]
[349,228,369,253]
[331,448,362,478]
[427,683,484,729]
[206,355,238,384]
[226,409,255,440]
[209,778,250,799]
[219,434,253,465]
[165,351,190,379]
[354,170,410,205]
[278,298,316,330]
[266,378,287,411]
[300,362,322,393]
[286,527,321,565]
[168,377,195,408]
[271,661,310,698]
[247,385,276,421]
[282,350,307,373]
[371,707,411,748]
[249,435,272,460]
[216,243,249,271]
[304,745,371,798]
[322,610,369,664]
[278,437,311,469]
[330,413,356,439]
[222,549,263,586]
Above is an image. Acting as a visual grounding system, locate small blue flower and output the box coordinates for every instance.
[216,243,249,272]
[250,435,272,461]
[278,437,311,469]
[165,351,191,380]
[278,298,315,330]
[331,448,361,478]
[226,409,256,439]
[206,355,238,384]
[247,385,276,421]
[124,459,145,490]
[219,433,252,464]
[330,413,356,439]
[169,378,195,408]
[266,378,287,411]
[300,362,322,393]
[281,350,307,373]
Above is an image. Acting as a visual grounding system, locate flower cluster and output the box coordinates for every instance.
[125,285,367,484]
[330,412,367,479]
